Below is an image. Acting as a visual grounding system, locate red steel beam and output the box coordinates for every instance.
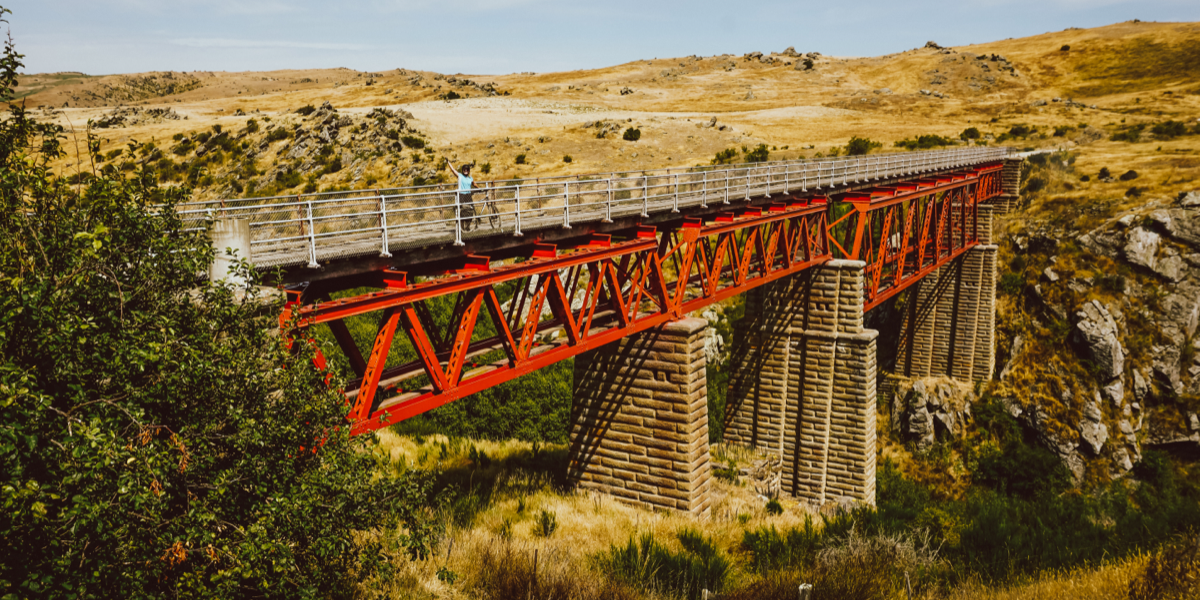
[286,162,1006,434]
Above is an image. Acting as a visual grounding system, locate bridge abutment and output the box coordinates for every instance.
[569,317,713,514]
[995,157,1024,214]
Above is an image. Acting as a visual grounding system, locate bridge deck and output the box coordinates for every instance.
[184,147,1009,279]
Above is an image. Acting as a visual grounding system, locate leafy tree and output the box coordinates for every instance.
[0,12,434,597]
[622,127,641,142]
[960,127,981,140]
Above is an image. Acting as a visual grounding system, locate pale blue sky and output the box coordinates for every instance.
[11,0,1200,76]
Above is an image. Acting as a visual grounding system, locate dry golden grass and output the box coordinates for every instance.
[22,19,1200,195]
[945,555,1148,600]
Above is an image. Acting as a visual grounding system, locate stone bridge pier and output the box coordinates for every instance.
[724,261,879,506]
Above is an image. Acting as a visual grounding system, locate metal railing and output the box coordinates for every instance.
[179,146,1010,269]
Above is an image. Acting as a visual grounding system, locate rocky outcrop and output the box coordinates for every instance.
[1073,300,1124,381]
[889,377,974,451]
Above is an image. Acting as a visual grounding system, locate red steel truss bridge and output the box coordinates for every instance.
[187,147,1009,434]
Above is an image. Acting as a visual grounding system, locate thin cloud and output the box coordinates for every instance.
[171,38,369,51]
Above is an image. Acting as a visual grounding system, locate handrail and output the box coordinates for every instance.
[182,146,1010,269]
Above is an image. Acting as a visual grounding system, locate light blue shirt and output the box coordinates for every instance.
[457,172,473,193]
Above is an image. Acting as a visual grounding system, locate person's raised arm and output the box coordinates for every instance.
[446,158,460,178]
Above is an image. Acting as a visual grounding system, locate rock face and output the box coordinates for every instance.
[1074,300,1125,381]
[1070,189,1200,459]
[1079,393,1108,455]
[889,377,974,451]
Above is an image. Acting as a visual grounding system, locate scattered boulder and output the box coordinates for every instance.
[1124,226,1160,270]
[1073,300,1125,381]
[744,51,764,61]
[925,41,944,50]
[781,46,801,57]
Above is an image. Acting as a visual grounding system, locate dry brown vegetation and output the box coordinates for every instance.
[18,20,1199,198]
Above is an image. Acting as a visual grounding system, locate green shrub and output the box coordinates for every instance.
[1053,125,1074,137]
[295,104,317,115]
[766,498,784,515]
[1099,167,1112,179]
[245,118,259,133]
[1127,186,1143,198]
[712,148,739,165]
[536,509,558,537]
[744,143,770,162]
[1008,124,1035,137]
[604,530,730,599]
[960,127,981,140]
[1119,169,1139,181]
[845,136,882,155]
[265,127,291,142]
[480,162,491,174]
[275,168,303,188]
[563,154,572,163]
[515,153,526,164]
[1151,120,1190,138]
[894,134,957,150]
[622,127,641,141]
[1111,124,1145,142]
[998,272,1023,295]
[400,135,425,149]
[1096,274,1126,293]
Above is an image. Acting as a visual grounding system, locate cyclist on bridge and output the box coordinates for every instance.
[447,159,477,232]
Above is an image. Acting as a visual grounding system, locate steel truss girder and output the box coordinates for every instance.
[285,162,1005,433]
[286,199,831,434]
[827,164,1002,310]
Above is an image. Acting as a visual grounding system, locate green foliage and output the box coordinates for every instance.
[960,127,982,140]
[1150,120,1191,138]
[1096,274,1127,293]
[845,136,882,155]
[741,520,821,574]
[1119,169,1139,181]
[1053,125,1074,137]
[622,127,641,142]
[400,135,425,149]
[295,104,317,116]
[562,154,572,163]
[1111,124,1145,142]
[439,90,462,101]
[711,148,739,165]
[265,127,291,143]
[765,498,784,515]
[894,134,957,150]
[245,118,259,134]
[515,153,526,165]
[744,143,770,162]
[536,509,558,537]
[603,530,730,599]
[0,21,435,596]
[998,272,1024,295]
